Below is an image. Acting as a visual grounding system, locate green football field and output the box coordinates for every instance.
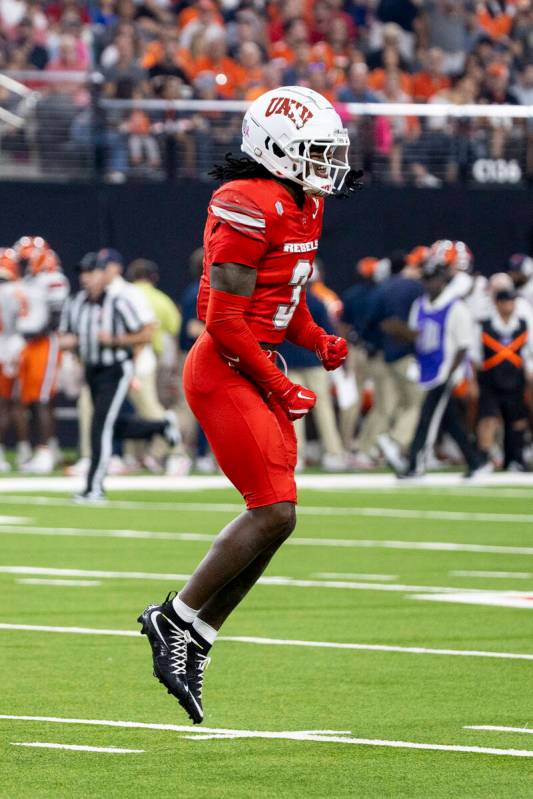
[1,484,532,798]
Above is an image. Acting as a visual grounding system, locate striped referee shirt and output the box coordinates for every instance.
[59,289,144,367]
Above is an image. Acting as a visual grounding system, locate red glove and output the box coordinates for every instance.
[276,383,317,421]
[316,334,348,371]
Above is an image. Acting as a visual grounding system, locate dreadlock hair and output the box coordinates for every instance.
[208,153,273,183]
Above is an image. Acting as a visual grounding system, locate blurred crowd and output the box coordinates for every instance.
[1,233,533,478]
[2,1,533,182]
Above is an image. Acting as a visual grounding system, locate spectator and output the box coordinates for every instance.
[270,17,311,65]
[282,40,312,85]
[122,106,161,171]
[423,0,470,75]
[102,32,147,90]
[511,62,533,104]
[368,44,413,96]
[179,0,224,51]
[237,41,265,96]
[46,32,88,72]
[480,62,519,105]
[337,61,379,103]
[475,0,513,42]
[367,22,411,72]
[190,31,246,98]
[12,16,49,70]
[511,2,533,64]
[412,47,451,101]
[377,0,422,33]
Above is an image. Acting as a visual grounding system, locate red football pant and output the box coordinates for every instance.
[183,332,297,509]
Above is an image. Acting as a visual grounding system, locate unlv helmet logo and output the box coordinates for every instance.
[264,96,314,128]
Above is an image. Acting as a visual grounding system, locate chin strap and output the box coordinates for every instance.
[334,169,364,199]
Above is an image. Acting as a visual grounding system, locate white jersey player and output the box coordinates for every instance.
[12,237,69,472]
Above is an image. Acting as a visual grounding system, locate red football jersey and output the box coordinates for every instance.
[197,178,324,344]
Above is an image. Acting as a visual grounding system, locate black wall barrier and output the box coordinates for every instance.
[1,181,532,298]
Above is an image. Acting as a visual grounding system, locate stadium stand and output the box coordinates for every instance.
[1,1,533,182]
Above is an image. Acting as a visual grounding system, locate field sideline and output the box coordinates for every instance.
[1,477,532,798]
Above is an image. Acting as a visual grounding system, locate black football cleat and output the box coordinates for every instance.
[137,594,204,724]
[186,633,211,722]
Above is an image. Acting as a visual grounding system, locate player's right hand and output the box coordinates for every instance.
[276,383,317,421]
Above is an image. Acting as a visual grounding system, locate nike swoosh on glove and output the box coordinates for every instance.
[316,335,348,371]
[276,383,317,421]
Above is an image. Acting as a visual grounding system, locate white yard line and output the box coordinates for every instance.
[1,492,533,525]
[1,471,533,492]
[1,525,533,556]
[465,726,533,735]
[1,716,532,758]
[412,592,533,610]
[15,578,101,587]
[0,564,510,594]
[1,623,532,661]
[312,573,398,582]
[0,525,214,543]
[1,566,191,581]
[11,742,143,754]
[0,516,30,524]
[451,571,533,580]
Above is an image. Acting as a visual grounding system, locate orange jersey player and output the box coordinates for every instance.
[13,238,69,472]
[138,86,361,725]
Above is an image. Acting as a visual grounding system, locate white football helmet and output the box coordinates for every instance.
[241,86,350,196]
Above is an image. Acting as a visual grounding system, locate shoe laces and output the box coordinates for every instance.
[188,651,211,699]
[168,627,191,677]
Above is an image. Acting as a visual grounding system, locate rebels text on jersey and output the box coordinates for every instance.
[198,178,324,344]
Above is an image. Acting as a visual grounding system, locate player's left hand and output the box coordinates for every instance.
[316,334,348,371]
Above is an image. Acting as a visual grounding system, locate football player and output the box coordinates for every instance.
[138,87,360,723]
[0,248,28,471]
[14,237,69,472]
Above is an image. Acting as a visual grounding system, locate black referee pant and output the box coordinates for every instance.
[408,381,484,474]
[85,360,167,496]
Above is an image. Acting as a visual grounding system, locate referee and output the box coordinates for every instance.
[59,252,177,501]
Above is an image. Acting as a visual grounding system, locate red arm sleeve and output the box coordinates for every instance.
[285,291,326,350]
[206,288,291,397]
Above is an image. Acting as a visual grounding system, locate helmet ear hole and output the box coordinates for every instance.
[272,142,284,159]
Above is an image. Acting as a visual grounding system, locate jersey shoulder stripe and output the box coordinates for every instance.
[209,185,268,242]
[211,205,266,230]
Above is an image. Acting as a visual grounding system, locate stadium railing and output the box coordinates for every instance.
[0,78,531,187]
[0,70,94,180]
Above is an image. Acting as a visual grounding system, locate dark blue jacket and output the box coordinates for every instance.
[364,275,423,362]
[341,281,383,355]
[179,280,200,352]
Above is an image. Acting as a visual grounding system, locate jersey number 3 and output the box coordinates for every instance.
[273,260,313,330]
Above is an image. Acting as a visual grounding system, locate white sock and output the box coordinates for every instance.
[193,617,218,645]
[172,594,198,624]
[17,441,32,460]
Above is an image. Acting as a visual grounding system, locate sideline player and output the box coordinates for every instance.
[0,248,25,471]
[14,237,69,472]
[138,86,361,723]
